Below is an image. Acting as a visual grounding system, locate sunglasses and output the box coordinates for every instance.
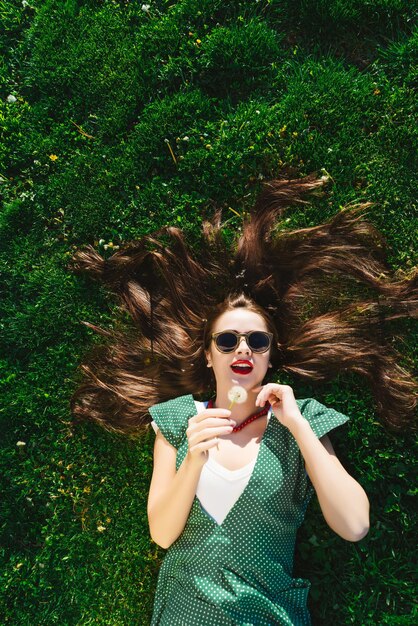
[211,330,273,353]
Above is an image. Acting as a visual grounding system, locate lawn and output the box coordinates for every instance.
[1,1,416,624]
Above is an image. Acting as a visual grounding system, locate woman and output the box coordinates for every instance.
[147,294,369,625]
[70,174,417,624]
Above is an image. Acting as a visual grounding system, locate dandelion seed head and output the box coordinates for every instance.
[228,385,248,405]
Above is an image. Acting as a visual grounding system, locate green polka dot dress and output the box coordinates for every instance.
[149,394,349,626]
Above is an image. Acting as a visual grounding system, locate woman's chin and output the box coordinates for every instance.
[230,376,259,390]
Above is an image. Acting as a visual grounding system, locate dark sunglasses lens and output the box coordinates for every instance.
[249,332,270,351]
[216,332,237,352]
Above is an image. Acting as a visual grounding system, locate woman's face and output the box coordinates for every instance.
[205,307,272,393]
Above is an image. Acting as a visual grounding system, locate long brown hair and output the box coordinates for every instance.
[69,174,417,433]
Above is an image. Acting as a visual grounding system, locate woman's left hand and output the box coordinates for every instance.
[253,383,305,431]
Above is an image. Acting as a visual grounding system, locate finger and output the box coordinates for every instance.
[252,385,267,407]
[268,394,281,407]
[255,388,272,407]
[188,417,234,430]
[253,383,276,399]
[254,392,264,407]
[187,426,233,447]
[190,425,235,445]
[194,423,236,437]
[192,409,231,423]
[256,385,282,407]
[190,439,220,454]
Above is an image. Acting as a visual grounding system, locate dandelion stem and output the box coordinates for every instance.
[70,120,95,139]
[164,139,178,165]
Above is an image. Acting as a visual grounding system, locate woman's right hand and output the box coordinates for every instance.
[186,409,235,467]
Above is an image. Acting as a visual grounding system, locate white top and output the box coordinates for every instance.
[151,400,272,525]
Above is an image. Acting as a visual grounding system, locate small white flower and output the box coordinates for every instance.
[228,385,248,405]
[7,95,17,103]
[16,441,26,447]
[182,136,189,142]
[309,534,320,546]
[141,4,150,12]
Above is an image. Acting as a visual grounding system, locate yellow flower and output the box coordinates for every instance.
[49,154,58,161]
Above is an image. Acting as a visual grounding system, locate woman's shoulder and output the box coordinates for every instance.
[148,394,199,449]
[149,393,196,415]
[295,396,350,439]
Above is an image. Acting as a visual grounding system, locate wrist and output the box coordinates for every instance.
[185,450,206,472]
[287,416,311,439]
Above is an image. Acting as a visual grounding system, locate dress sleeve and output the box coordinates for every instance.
[298,397,350,439]
[148,394,197,449]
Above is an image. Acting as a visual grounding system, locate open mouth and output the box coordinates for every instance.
[230,360,253,375]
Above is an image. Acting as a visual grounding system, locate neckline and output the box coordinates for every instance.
[206,455,257,478]
[194,397,275,528]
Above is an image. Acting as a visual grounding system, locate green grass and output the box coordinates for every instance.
[1,0,416,623]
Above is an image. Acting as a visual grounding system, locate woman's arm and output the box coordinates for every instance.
[290,421,370,542]
[147,431,204,549]
[255,383,369,542]
[147,408,234,549]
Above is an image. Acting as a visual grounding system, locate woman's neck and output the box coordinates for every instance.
[213,390,260,426]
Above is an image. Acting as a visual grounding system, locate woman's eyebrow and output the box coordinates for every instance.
[223,329,259,333]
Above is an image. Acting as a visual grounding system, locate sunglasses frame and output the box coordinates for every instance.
[211,330,273,353]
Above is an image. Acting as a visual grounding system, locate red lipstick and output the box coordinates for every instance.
[230,360,253,375]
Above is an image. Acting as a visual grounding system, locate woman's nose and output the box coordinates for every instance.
[236,337,251,354]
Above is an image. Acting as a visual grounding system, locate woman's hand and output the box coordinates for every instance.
[186,409,235,467]
[253,383,305,431]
